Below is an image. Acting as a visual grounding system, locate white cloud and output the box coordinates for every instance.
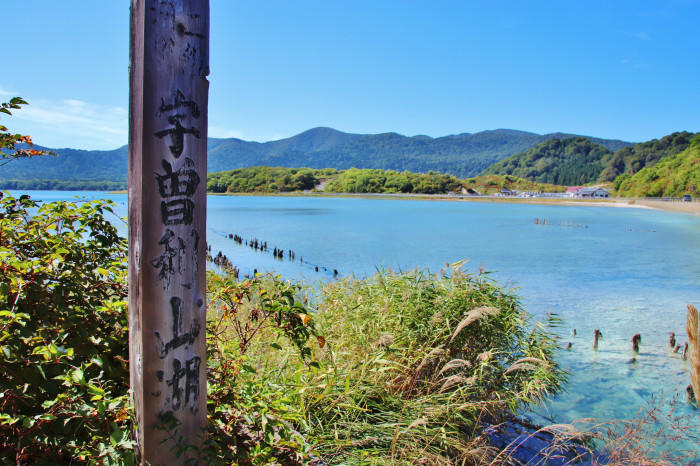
[9,98,128,149]
[3,93,281,148]
[208,125,245,139]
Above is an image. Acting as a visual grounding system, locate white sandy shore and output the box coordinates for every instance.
[208,191,700,216]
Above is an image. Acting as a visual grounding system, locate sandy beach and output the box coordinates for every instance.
[206,190,700,216]
[631,199,700,215]
[470,197,699,216]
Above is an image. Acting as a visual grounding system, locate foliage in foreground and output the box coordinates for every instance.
[0,193,132,463]
[0,188,566,464]
[202,265,567,463]
[305,267,566,463]
[0,97,52,167]
[1,189,696,464]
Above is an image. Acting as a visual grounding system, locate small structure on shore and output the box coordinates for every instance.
[567,186,610,198]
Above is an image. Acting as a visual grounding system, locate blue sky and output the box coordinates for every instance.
[3,1,699,149]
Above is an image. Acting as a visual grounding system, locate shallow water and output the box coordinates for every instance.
[13,191,700,450]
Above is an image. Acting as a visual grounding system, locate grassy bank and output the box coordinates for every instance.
[205,266,566,463]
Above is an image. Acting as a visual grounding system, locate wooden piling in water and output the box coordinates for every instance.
[687,304,699,407]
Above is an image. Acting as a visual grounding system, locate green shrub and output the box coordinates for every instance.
[217,265,567,463]
[0,193,132,463]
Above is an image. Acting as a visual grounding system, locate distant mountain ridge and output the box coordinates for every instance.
[0,127,632,184]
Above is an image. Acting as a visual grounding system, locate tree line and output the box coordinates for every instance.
[207,165,565,195]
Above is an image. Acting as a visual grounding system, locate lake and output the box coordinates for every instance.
[14,191,700,444]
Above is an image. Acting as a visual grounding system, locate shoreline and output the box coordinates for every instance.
[208,191,700,216]
[49,189,700,217]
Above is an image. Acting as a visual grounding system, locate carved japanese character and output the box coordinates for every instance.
[150,227,200,288]
[155,90,201,158]
[165,356,201,412]
[158,89,200,118]
[155,158,200,198]
[150,229,185,288]
[161,198,195,225]
[154,297,200,359]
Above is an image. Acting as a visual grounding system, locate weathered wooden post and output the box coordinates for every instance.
[128,0,209,462]
[687,304,699,407]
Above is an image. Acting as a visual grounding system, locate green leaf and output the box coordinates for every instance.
[110,423,123,447]
[71,368,84,384]
[241,364,257,374]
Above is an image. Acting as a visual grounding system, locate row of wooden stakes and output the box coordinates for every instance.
[534,218,588,228]
[567,328,690,359]
[566,304,699,405]
[224,232,340,277]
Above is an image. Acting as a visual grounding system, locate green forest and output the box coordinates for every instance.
[482,132,695,190]
[207,166,336,193]
[462,174,565,194]
[613,134,700,197]
[482,137,611,185]
[599,131,694,181]
[206,165,565,195]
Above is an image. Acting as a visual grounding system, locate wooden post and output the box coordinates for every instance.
[129,0,209,463]
[687,304,699,407]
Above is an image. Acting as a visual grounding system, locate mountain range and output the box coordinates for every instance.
[0,128,632,184]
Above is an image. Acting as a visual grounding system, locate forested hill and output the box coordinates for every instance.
[0,128,631,188]
[481,132,696,186]
[613,134,700,197]
[481,137,613,186]
[206,165,565,195]
[598,131,695,181]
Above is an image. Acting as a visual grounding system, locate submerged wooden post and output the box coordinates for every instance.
[687,304,699,407]
[129,0,209,462]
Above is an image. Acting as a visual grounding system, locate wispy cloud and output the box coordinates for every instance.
[0,85,19,97]
[631,31,650,40]
[9,97,128,149]
[208,125,245,139]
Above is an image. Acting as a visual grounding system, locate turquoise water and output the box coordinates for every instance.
[13,191,700,445]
